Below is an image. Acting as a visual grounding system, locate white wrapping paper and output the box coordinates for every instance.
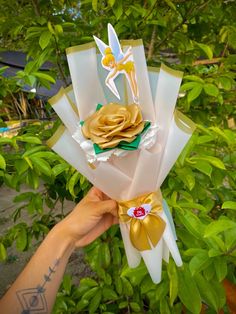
[48,40,195,283]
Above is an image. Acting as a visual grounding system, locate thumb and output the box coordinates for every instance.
[94,199,118,217]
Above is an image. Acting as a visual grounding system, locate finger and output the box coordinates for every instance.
[94,199,118,217]
[87,186,107,201]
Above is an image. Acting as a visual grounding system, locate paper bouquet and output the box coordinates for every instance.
[47,24,195,284]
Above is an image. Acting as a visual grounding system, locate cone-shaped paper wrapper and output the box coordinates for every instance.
[48,39,195,283]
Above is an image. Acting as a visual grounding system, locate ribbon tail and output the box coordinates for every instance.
[143,214,166,248]
[130,219,151,251]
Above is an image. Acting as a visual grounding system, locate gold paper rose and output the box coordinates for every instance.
[81,103,145,149]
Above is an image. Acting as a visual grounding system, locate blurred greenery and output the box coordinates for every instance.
[0,0,236,313]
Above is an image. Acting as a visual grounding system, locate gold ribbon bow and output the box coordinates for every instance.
[118,191,166,251]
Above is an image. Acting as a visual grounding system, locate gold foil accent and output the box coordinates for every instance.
[148,66,160,73]
[119,191,166,251]
[48,87,65,106]
[66,42,96,55]
[46,125,66,148]
[174,110,196,134]
[121,39,143,47]
[65,94,79,117]
[82,103,144,149]
[161,63,183,78]
[88,162,96,170]
[64,85,73,93]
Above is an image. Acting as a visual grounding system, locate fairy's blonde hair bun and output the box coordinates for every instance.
[104,47,112,55]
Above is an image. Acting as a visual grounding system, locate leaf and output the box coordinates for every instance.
[190,156,225,170]
[210,126,234,144]
[22,145,47,157]
[30,157,52,176]
[14,192,34,203]
[214,257,227,282]
[192,160,212,177]
[204,83,219,97]
[176,209,205,239]
[180,82,201,92]
[177,266,201,314]
[0,243,7,261]
[89,289,102,313]
[140,275,155,294]
[121,261,147,286]
[33,72,55,83]
[16,227,28,251]
[175,167,195,190]
[112,1,123,19]
[194,273,219,311]
[76,299,89,311]
[101,242,111,268]
[82,287,99,301]
[68,171,80,197]
[222,201,236,210]
[108,0,115,7]
[17,135,42,144]
[183,75,204,83]
[121,277,133,296]
[55,24,63,34]
[0,154,6,170]
[130,302,141,312]
[195,42,213,59]
[187,84,203,103]
[218,76,232,90]
[102,287,118,301]
[52,163,69,176]
[167,260,178,306]
[160,297,171,314]
[189,251,212,275]
[163,0,177,11]
[92,0,98,11]
[204,219,236,237]
[63,274,71,294]
[39,31,52,49]
[14,159,29,175]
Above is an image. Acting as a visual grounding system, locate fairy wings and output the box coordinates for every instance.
[93,23,138,101]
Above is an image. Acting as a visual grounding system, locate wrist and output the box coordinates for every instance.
[48,223,76,258]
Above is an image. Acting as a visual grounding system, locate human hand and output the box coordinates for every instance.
[55,187,118,248]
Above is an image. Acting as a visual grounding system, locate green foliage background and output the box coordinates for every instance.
[0,0,236,313]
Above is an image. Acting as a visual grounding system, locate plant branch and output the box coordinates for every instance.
[147,25,157,61]
[156,0,213,49]
[53,36,68,86]
[31,0,41,16]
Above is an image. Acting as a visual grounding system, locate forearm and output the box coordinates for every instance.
[0,224,75,314]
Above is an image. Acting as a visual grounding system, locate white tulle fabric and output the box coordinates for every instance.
[49,41,195,283]
[72,123,159,163]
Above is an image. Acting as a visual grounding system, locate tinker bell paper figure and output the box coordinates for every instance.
[94,24,139,103]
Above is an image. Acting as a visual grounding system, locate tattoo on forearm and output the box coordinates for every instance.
[16,258,60,314]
